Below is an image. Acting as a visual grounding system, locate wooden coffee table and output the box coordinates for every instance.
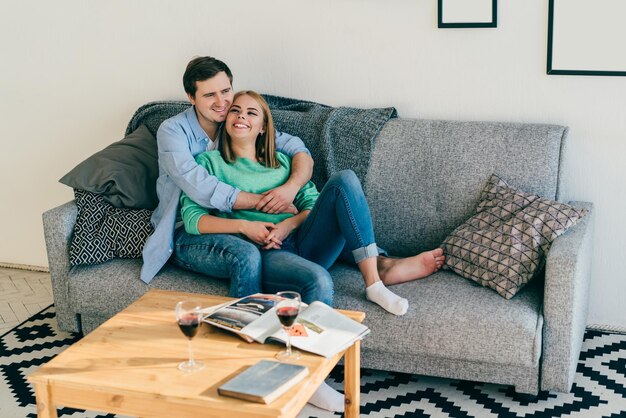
[28,289,365,418]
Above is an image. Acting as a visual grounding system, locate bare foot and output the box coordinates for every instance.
[378,248,445,285]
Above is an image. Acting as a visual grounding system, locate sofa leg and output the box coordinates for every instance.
[55,311,81,334]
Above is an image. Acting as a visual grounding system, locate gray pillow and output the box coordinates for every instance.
[59,125,158,210]
[441,173,588,299]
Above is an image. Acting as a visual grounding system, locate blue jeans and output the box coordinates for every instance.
[171,228,262,298]
[264,170,381,305]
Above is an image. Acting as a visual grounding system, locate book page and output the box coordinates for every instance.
[270,301,370,358]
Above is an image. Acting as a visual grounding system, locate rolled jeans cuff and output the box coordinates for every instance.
[352,243,380,264]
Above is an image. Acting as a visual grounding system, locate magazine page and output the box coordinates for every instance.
[203,294,277,343]
[200,301,230,316]
[269,301,370,358]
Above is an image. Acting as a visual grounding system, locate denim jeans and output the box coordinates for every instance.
[171,227,262,297]
[264,170,381,305]
[262,250,334,305]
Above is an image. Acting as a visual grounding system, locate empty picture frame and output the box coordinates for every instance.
[438,0,497,28]
[548,0,626,76]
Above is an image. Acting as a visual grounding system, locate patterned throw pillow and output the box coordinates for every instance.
[69,189,154,266]
[441,174,588,299]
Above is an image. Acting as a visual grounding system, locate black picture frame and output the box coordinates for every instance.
[438,0,497,28]
[547,0,626,76]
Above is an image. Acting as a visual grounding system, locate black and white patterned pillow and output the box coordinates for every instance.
[70,189,154,266]
[441,174,588,299]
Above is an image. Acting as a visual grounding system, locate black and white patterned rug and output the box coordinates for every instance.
[1,306,625,418]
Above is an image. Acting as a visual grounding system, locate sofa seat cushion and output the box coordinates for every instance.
[69,259,229,317]
[330,263,543,368]
[69,259,542,370]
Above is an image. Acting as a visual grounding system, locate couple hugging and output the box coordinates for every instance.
[141,56,444,411]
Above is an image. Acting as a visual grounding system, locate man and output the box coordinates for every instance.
[140,56,313,293]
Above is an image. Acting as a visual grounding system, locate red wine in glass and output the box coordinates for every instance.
[175,301,204,372]
[177,314,200,339]
[275,291,301,361]
[277,306,299,327]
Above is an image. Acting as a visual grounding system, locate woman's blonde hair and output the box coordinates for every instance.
[219,90,279,168]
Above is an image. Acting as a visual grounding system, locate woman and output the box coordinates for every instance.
[180,91,445,316]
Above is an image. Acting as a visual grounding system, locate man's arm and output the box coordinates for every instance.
[252,130,314,214]
[158,121,239,212]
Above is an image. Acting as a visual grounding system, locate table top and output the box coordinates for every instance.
[29,289,365,417]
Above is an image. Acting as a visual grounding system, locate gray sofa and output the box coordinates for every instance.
[43,102,593,396]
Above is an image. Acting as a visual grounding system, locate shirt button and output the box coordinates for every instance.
[168,249,173,253]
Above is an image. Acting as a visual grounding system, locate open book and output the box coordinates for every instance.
[202,294,370,358]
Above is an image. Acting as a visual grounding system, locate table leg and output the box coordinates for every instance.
[343,339,360,418]
[33,382,58,418]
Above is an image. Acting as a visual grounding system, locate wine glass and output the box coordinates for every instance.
[275,291,301,361]
[175,300,205,372]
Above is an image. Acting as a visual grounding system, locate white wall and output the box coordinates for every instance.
[1,0,624,328]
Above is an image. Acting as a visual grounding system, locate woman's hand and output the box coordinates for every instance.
[262,220,297,250]
[240,221,275,246]
[263,210,311,250]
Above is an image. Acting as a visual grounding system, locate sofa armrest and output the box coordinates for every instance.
[42,200,81,332]
[541,201,594,392]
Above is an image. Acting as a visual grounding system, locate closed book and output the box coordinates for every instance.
[218,360,309,404]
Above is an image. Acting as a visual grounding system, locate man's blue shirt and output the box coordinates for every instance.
[140,106,310,283]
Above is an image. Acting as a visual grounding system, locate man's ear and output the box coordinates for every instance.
[187,93,196,105]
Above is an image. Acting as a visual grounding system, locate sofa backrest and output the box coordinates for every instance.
[126,101,190,136]
[365,119,568,256]
[126,102,567,257]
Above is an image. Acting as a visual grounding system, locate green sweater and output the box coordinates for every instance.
[180,151,319,235]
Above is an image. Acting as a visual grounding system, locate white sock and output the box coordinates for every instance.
[308,381,345,412]
[366,281,408,316]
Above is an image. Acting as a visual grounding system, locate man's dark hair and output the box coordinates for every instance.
[183,56,233,97]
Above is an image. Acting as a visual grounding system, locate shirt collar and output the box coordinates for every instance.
[184,105,221,143]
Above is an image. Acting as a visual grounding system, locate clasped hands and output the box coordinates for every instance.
[241,220,292,250]
[242,183,300,250]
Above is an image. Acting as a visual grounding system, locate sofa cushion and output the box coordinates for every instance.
[59,124,159,210]
[69,259,230,316]
[69,256,543,370]
[440,174,588,299]
[69,190,153,266]
[330,263,543,368]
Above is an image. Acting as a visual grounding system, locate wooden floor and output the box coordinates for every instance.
[0,267,53,335]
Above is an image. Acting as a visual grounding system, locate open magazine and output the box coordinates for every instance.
[202,294,370,358]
